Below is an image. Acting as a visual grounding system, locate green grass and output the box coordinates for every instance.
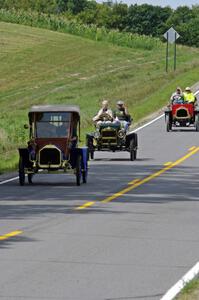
[176,278,199,299]
[0,21,199,173]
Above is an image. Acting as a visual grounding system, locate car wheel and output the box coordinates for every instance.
[195,114,199,131]
[76,155,82,186]
[90,150,94,160]
[86,136,94,160]
[28,174,33,184]
[166,115,172,132]
[82,168,87,184]
[19,157,25,186]
[130,140,136,161]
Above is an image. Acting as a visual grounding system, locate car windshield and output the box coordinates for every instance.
[35,112,71,138]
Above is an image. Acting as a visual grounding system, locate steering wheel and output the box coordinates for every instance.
[98,113,113,122]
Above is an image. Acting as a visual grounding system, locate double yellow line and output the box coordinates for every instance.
[76,146,199,210]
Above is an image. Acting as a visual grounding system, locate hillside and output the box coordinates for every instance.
[0,21,199,172]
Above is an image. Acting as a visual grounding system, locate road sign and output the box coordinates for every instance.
[163,27,180,72]
[163,27,180,44]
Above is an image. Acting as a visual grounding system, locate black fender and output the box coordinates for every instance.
[18,148,33,168]
[126,132,138,149]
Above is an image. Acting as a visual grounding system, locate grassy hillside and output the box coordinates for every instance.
[0,21,199,172]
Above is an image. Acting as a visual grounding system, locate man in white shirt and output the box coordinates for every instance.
[93,100,113,124]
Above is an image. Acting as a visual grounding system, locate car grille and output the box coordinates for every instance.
[176,109,189,118]
[39,147,61,166]
[101,130,116,138]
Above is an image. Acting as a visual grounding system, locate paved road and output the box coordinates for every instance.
[0,91,199,300]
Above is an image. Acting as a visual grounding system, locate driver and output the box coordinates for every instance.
[113,100,132,131]
[93,100,113,125]
[170,87,183,104]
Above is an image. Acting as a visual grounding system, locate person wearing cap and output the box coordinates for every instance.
[183,87,196,104]
[113,100,132,130]
[93,100,113,124]
[170,87,183,104]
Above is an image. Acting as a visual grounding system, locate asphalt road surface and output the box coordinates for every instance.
[1,92,199,300]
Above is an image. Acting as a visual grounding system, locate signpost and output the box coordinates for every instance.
[163,27,180,72]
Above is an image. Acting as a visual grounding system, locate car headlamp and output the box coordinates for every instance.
[118,129,125,139]
[94,131,100,139]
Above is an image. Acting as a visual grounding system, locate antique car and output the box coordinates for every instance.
[165,100,199,132]
[86,114,138,161]
[18,105,88,186]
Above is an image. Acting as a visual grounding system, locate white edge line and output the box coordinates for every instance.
[131,113,164,133]
[160,261,199,300]
[0,90,198,185]
[0,176,19,185]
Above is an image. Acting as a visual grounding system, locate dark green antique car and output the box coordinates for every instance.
[18,105,88,186]
[86,115,138,161]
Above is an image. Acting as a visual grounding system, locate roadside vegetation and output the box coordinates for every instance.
[0,22,199,173]
[0,0,198,47]
[176,278,199,299]
[0,9,162,51]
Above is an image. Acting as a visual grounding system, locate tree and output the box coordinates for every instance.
[67,0,88,14]
[109,3,128,30]
[126,4,172,37]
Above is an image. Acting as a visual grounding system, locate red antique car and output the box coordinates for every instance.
[165,101,199,131]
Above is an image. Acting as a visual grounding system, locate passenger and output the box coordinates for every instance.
[93,100,113,125]
[183,87,197,105]
[113,100,132,131]
[170,87,183,104]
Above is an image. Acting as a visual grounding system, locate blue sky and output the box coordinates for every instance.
[96,0,199,9]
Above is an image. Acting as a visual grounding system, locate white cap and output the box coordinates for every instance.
[185,87,191,91]
[117,100,124,105]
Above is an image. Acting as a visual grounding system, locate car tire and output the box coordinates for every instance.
[90,150,94,160]
[82,168,87,184]
[19,157,25,186]
[195,115,199,131]
[130,140,136,161]
[28,174,33,184]
[76,155,82,186]
[86,136,94,160]
[166,114,172,132]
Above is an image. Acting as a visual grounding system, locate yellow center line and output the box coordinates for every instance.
[0,230,23,241]
[76,146,199,209]
[76,201,95,210]
[164,161,173,166]
[189,146,197,151]
[128,179,141,185]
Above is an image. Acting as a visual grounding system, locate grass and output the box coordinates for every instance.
[176,278,199,299]
[0,21,199,172]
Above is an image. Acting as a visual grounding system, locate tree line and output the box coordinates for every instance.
[0,0,198,47]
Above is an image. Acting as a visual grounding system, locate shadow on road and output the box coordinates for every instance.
[0,235,36,249]
[0,163,199,220]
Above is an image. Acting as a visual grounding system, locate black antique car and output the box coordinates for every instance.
[18,105,88,186]
[86,114,138,161]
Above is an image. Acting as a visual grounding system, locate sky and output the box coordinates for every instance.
[96,0,199,9]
